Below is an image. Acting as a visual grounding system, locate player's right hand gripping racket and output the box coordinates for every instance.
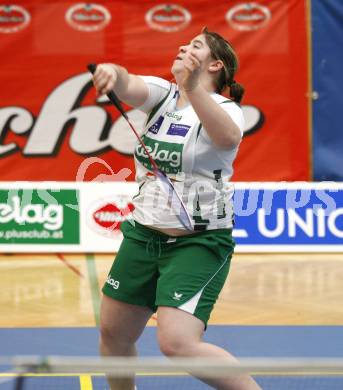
[87,64,193,231]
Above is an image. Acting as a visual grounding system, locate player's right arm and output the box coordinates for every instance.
[92,63,149,108]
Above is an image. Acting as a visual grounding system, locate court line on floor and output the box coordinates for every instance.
[56,254,85,278]
[80,374,93,389]
[1,372,343,377]
[86,253,101,326]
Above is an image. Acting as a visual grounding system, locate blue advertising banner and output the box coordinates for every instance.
[312,0,343,181]
[233,183,343,251]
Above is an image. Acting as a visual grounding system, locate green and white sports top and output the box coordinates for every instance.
[132,76,244,231]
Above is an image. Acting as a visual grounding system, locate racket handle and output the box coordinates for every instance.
[87,63,129,120]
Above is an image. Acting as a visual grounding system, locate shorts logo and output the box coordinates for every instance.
[173,292,183,300]
[145,4,191,33]
[106,276,120,290]
[65,3,111,32]
[0,5,31,34]
[135,136,183,174]
[167,123,190,137]
[148,115,164,134]
[225,3,271,31]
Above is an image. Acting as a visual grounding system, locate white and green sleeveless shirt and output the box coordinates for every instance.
[132,76,244,231]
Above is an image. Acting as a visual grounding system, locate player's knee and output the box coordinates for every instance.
[159,336,184,357]
[158,332,189,357]
[99,322,131,349]
[99,322,117,346]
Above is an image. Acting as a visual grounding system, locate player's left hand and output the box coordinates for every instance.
[182,51,201,92]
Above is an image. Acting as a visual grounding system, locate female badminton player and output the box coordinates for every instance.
[91,27,262,390]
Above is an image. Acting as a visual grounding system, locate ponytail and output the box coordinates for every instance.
[229,80,245,103]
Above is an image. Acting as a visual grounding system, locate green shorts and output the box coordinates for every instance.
[102,220,235,327]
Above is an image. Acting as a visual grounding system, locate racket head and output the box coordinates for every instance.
[154,169,193,231]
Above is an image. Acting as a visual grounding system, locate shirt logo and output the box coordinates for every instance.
[173,292,183,301]
[165,112,182,121]
[167,123,190,137]
[148,115,164,134]
[135,136,183,174]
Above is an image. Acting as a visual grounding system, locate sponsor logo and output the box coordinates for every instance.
[65,3,111,32]
[0,4,30,33]
[165,111,182,121]
[0,189,79,244]
[87,196,134,238]
[135,136,183,174]
[256,208,343,239]
[0,73,264,160]
[0,195,63,231]
[148,115,164,134]
[93,202,134,229]
[106,276,120,289]
[233,188,343,245]
[226,3,271,31]
[145,4,191,33]
[242,105,265,136]
[167,123,190,137]
[173,291,183,300]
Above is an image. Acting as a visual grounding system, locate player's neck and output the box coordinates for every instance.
[176,91,189,110]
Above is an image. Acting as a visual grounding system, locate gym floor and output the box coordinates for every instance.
[1,252,343,389]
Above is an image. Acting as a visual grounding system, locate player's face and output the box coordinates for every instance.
[171,34,213,77]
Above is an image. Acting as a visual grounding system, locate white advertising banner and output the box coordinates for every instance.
[0,182,137,253]
[0,182,342,253]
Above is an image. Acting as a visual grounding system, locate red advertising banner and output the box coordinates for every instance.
[0,0,310,182]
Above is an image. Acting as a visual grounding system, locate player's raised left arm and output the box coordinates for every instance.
[187,85,242,149]
[181,51,242,149]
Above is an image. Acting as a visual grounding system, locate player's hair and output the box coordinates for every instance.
[202,27,244,103]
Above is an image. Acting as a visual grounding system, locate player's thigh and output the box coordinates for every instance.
[102,221,158,311]
[100,295,152,345]
[156,229,234,328]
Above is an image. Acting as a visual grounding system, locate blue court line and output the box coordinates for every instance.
[0,325,343,358]
[0,374,342,390]
[1,373,342,390]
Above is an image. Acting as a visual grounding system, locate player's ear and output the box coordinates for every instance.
[208,60,224,74]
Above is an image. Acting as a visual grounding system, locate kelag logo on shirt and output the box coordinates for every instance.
[135,136,183,174]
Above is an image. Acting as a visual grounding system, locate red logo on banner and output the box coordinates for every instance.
[87,196,135,238]
[65,3,111,32]
[145,4,191,33]
[226,3,271,31]
[0,4,30,33]
[93,202,134,230]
